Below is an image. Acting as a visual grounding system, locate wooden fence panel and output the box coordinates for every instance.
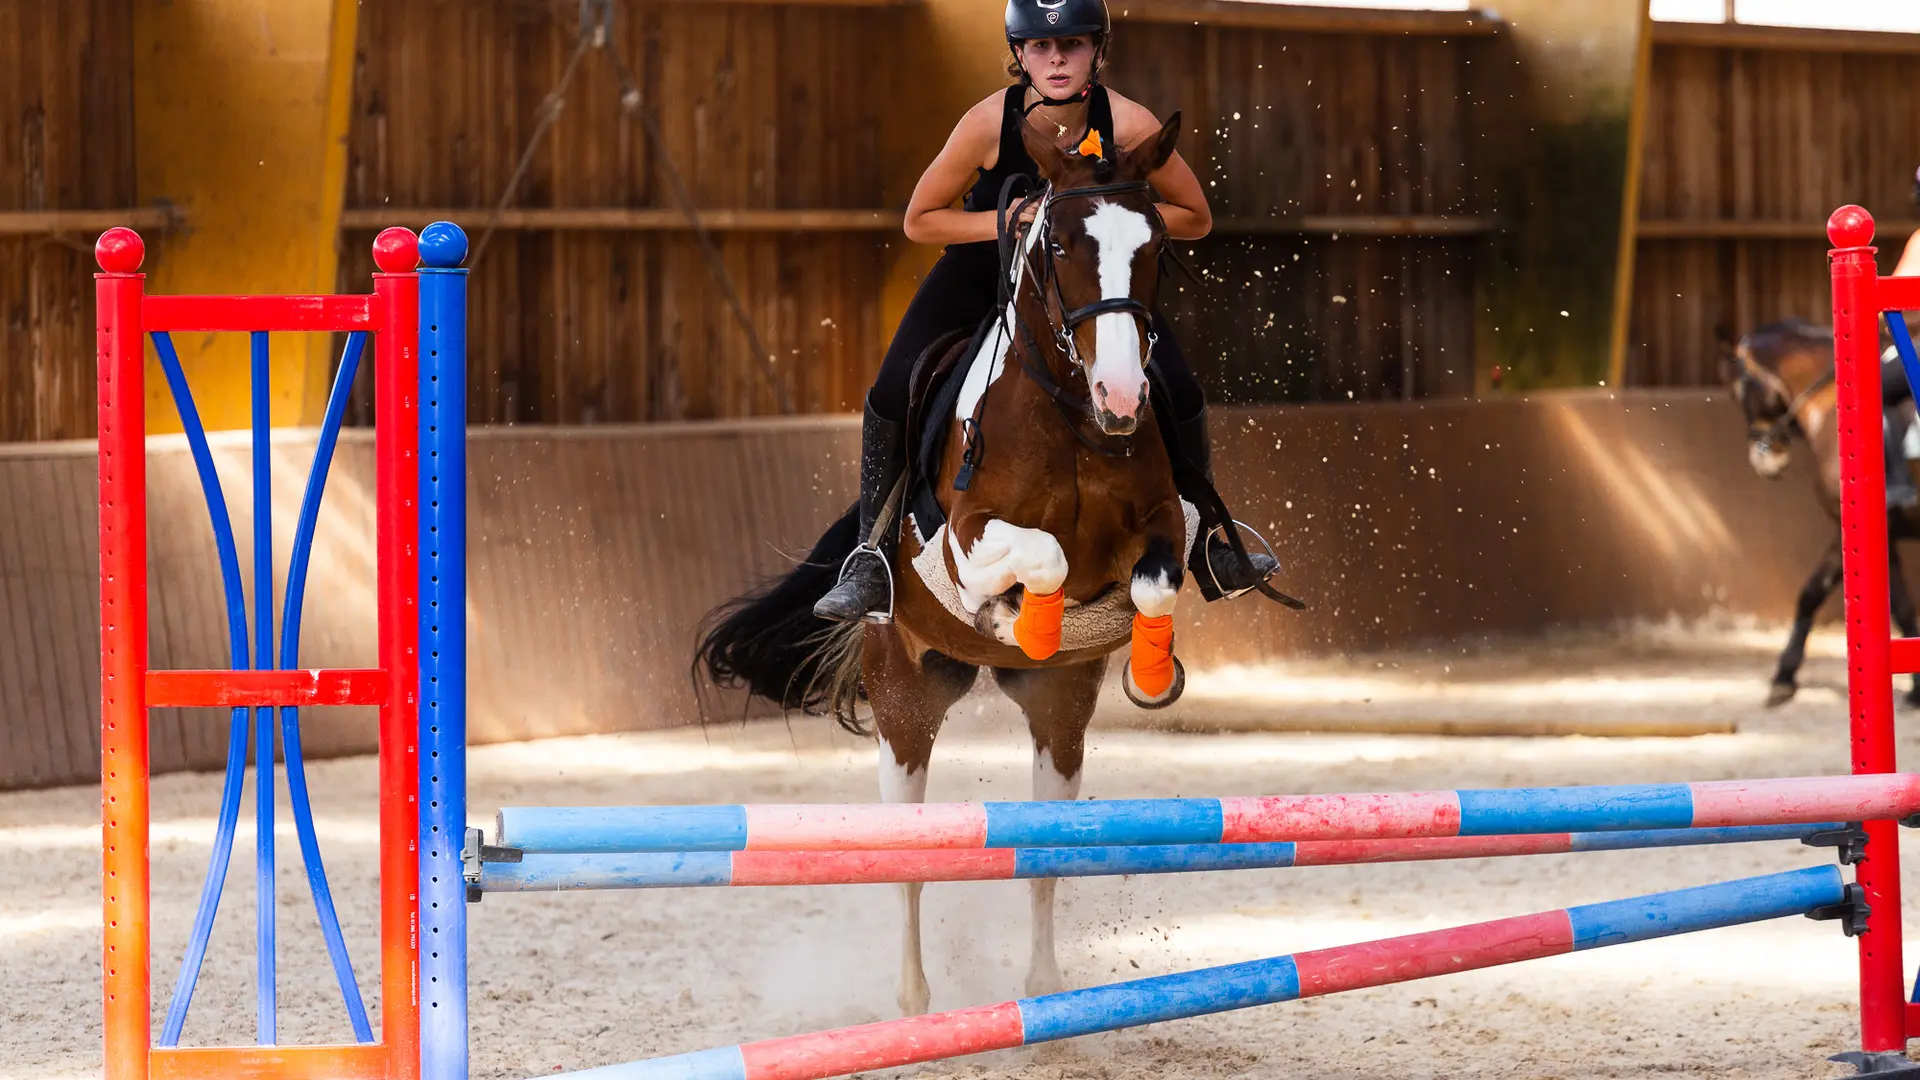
[1630,39,1920,386]
[0,0,136,442]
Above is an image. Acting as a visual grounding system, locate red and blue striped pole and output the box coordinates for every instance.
[493,774,1920,855]
[548,866,1846,1080]
[477,824,1833,892]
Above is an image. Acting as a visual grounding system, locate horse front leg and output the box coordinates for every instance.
[1124,534,1186,709]
[864,625,978,1016]
[1771,537,1843,707]
[993,660,1106,998]
[948,517,1069,660]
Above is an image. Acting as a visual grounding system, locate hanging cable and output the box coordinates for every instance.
[469,0,794,415]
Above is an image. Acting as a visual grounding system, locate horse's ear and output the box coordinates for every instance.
[1123,111,1182,180]
[1715,329,1743,386]
[1019,116,1076,185]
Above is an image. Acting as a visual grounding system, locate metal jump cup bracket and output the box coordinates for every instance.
[1805,882,1872,937]
[1831,1050,1920,1077]
[1802,823,1870,866]
[462,827,523,903]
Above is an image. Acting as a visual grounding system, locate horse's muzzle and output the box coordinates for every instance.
[1092,378,1146,434]
[1748,437,1790,479]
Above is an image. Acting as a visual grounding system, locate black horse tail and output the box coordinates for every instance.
[695,504,870,735]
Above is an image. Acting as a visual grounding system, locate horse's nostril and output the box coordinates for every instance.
[1093,381,1107,400]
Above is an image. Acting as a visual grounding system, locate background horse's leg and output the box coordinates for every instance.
[992,659,1107,998]
[1771,536,1843,706]
[1889,540,1920,707]
[865,626,977,1016]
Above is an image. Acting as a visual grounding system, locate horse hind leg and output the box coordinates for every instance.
[866,627,978,1016]
[993,659,1105,998]
[1771,538,1842,707]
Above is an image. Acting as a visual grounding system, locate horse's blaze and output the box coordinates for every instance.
[1130,612,1176,698]
[1013,587,1066,660]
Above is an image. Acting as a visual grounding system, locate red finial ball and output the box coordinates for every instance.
[1828,205,1876,249]
[96,227,145,274]
[372,227,419,273]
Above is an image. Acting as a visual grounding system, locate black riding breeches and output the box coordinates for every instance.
[870,242,1205,424]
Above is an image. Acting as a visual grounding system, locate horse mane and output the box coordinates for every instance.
[1740,319,1833,371]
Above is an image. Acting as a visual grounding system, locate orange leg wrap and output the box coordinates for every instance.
[1013,586,1066,660]
[1130,612,1176,698]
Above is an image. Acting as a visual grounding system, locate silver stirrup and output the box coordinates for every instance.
[835,542,897,624]
[1205,520,1279,601]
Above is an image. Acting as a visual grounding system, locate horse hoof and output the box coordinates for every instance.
[897,984,930,1017]
[1123,656,1185,709]
[1025,965,1066,999]
[1765,681,1797,708]
[975,597,1018,648]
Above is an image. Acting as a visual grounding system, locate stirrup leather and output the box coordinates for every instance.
[1204,519,1280,601]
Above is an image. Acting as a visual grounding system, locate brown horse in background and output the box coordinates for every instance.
[1720,318,1920,706]
[699,114,1289,1014]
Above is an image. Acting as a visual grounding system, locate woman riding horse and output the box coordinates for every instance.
[1895,167,1920,277]
[811,0,1278,623]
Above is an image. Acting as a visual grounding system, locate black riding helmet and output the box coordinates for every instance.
[1006,0,1112,115]
[1006,0,1111,41]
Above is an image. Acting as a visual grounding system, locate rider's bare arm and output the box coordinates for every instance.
[1898,229,1920,278]
[903,96,1007,247]
[1110,91,1212,242]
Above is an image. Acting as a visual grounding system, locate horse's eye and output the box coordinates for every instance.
[1049,240,1067,259]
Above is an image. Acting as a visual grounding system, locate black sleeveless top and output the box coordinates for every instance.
[961,84,1116,214]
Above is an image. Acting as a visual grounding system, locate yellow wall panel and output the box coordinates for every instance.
[133,0,358,433]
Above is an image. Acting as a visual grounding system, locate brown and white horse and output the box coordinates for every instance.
[1720,318,1920,706]
[699,115,1241,1013]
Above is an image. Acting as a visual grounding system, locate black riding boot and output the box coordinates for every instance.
[1172,407,1280,602]
[813,395,907,623]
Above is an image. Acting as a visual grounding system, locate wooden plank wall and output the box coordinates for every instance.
[1629,40,1920,386]
[338,0,895,424]
[0,395,1852,790]
[0,0,136,442]
[1110,25,1488,401]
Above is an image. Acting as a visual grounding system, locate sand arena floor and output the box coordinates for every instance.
[5,622,1918,1080]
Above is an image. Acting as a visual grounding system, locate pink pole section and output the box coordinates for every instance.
[1221,791,1462,843]
[743,804,988,851]
[1689,774,1920,828]
[740,1004,1026,1080]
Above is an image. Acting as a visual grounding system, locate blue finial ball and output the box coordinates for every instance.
[419,221,469,268]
